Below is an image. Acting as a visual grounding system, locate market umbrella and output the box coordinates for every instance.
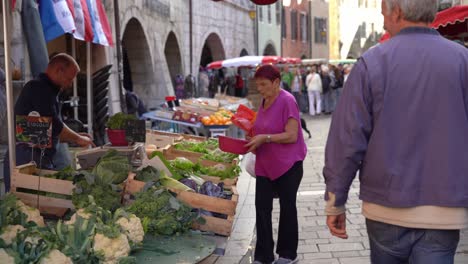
[431,5,468,39]
[207,55,282,69]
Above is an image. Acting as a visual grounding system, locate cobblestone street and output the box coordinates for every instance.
[215,115,468,264]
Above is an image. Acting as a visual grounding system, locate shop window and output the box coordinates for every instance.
[314,17,327,44]
[282,7,287,38]
[291,10,297,40]
[268,4,272,24]
[276,2,281,25]
[259,6,263,22]
[301,13,308,42]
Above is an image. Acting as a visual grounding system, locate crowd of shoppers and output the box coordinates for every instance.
[281,63,352,116]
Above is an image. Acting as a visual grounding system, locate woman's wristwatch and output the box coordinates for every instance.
[266,135,272,143]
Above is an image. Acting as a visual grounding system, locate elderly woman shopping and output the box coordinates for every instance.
[245,65,307,264]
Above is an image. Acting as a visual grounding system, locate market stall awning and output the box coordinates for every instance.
[207,56,283,69]
[431,5,468,38]
[280,57,302,65]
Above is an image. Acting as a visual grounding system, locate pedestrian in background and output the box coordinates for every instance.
[305,65,322,116]
[323,0,468,263]
[320,65,332,114]
[281,66,294,92]
[245,65,307,264]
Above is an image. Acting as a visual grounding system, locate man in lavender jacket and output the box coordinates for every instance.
[323,0,468,263]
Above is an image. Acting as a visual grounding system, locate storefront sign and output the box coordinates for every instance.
[15,115,52,148]
[125,120,146,143]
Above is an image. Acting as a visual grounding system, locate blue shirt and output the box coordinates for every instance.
[324,27,468,208]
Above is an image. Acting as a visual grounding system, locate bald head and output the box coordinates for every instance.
[48,53,80,72]
[46,53,80,90]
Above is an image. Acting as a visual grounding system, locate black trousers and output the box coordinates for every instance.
[255,161,303,263]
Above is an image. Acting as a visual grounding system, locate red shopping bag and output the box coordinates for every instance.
[231,104,256,136]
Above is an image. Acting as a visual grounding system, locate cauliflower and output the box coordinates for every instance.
[0,225,25,245]
[16,201,45,227]
[116,214,144,244]
[0,249,15,264]
[65,209,92,225]
[93,233,130,264]
[39,249,73,264]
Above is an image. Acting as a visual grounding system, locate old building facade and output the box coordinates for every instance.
[281,0,311,58]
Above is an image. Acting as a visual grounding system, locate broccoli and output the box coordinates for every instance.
[72,172,121,212]
[126,188,199,236]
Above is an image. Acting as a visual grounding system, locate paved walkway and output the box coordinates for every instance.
[211,115,468,264]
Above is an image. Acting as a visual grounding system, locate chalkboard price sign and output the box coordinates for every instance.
[15,115,52,148]
[125,120,146,143]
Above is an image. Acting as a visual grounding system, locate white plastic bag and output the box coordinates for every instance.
[244,152,256,178]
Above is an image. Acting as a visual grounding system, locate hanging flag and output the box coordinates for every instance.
[72,0,93,41]
[96,0,113,46]
[39,0,76,42]
[86,0,113,46]
[66,0,75,17]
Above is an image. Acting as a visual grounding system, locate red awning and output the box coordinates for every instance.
[431,5,468,37]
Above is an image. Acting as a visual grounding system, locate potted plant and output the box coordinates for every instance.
[106,112,137,146]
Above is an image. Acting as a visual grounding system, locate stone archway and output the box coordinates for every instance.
[263,43,277,56]
[200,33,225,67]
[122,18,155,108]
[164,31,183,90]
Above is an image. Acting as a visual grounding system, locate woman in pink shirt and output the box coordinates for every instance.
[245,65,307,264]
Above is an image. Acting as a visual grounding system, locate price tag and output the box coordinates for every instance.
[125,120,146,143]
[16,115,52,148]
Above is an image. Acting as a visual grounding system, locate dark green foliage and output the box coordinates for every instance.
[106,112,137,130]
[0,194,30,230]
[126,189,199,236]
[72,172,121,212]
[135,166,161,182]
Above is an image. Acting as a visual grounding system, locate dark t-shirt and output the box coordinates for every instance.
[15,73,64,158]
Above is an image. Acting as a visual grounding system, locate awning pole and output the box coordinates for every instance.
[3,0,16,174]
[86,43,93,135]
[72,39,78,120]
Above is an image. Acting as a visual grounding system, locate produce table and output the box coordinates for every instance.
[142,112,233,137]
[142,112,203,135]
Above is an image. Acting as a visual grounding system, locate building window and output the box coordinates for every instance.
[300,13,308,42]
[291,10,297,40]
[268,4,272,24]
[276,2,281,25]
[259,6,263,22]
[282,7,287,38]
[314,17,327,44]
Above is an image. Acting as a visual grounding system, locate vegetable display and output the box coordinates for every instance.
[106,112,137,130]
[126,188,200,236]
[72,172,122,212]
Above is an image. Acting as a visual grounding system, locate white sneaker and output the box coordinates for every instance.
[274,257,299,264]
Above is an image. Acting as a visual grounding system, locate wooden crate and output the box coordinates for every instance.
[146,129,184,142]
[11,163,74,217]
[162,145,238,168]
[125,172,238,236]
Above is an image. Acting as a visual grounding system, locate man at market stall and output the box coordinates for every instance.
[323,0,468,263]
[3,53,95,192]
